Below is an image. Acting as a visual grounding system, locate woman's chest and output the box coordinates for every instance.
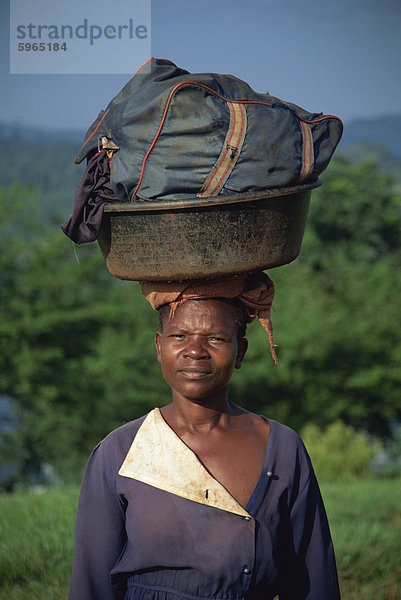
[179,426,269,508]
[192,445,266,508]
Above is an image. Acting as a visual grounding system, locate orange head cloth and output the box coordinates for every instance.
[140,271,278,364]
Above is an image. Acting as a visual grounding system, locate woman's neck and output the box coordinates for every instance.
[161,395,241,434]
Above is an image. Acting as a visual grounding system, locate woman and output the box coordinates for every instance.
[69,272,340,600]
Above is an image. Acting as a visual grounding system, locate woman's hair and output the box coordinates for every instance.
[158,298,249,340]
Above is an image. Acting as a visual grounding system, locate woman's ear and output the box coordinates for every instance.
[235,337,248,369]
[155,331,162,363]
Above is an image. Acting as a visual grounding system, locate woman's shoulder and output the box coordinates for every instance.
[103,412,149,443]
[89,409,155,466]
[260,416,304,446]
[265,417,313,470]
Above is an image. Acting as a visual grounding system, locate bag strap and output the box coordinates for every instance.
[197,102,247,198]
[297,120,314,182]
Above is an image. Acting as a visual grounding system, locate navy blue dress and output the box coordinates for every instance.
[69,408,340,600]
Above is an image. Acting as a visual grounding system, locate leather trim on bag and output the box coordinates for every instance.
[197,103,247,198]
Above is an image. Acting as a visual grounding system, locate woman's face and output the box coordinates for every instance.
[155,299,247,405]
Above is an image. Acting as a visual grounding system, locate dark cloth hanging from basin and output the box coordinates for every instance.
[61,152,118,244]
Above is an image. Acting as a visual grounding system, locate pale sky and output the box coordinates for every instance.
[1,0,400,134]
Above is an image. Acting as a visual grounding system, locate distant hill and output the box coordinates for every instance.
[1,122,84,146]
[340,141,401,179]
[339,114,401,182]
[0,123,84,218]
[340,114,401,158]
[0,113,400,220]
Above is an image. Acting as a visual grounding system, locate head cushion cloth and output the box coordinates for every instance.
[141,271,277,364]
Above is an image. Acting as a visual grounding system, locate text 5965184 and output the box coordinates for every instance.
[18,42,67,51]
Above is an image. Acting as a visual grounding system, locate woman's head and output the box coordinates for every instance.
[142,270,277,364]
[155,298,248,404]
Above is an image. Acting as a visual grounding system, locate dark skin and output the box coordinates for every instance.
[155,299,270,509]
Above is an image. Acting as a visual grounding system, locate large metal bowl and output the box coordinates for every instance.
[97,180,320,281]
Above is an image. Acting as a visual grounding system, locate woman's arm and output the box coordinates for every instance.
[285,470,340,600]
[277,437,340,600]
[69,440,127,600]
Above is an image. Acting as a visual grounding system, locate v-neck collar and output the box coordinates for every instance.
[119,407,253,517]
[245,415,272,516]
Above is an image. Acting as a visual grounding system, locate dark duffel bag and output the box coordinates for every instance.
[74,57,343,203]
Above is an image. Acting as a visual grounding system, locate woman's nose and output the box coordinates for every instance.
[183,336,209,359]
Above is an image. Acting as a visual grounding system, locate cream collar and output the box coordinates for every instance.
[119,407,251,517]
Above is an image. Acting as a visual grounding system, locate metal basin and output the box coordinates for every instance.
[97,180,320,281]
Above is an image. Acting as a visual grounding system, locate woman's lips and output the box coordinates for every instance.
[177,368,211,379]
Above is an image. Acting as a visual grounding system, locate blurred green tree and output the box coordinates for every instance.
[0,185,165,484]
[301,420,380,481]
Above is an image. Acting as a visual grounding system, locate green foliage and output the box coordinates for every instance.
[0,486,78,600]
[374,425,401,478]
[321,478,401,600]
[306,154,401,264]
[0,185,166,484]
[301,420,379,481]
[230,255,401,437]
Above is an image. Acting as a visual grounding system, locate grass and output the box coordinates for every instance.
[321,478,401,600]
[0,479,400,599]
[0,486,78,600]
